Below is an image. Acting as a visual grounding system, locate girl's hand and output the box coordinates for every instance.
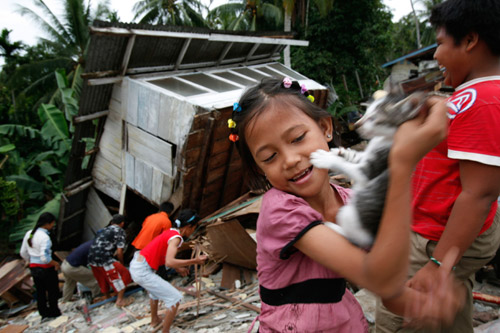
[390,96,448,168]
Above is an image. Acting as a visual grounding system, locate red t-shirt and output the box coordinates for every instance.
[412,77,500,241]
[132,211,172,250]
[139,229,183,270]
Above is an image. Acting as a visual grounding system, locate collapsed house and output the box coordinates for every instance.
[57,21,330,248]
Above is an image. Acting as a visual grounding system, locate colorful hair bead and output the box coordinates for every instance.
[229,134,239,142]
[283,77,292,89]
[307,95,315,103]
[228,119,236,128]
[233,102,242,112]
[300,84,308,94]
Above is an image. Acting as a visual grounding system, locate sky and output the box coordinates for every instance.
[0,0,423,64]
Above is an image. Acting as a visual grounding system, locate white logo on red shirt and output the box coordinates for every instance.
[447,88,477,119]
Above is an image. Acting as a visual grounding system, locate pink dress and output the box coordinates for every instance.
[256,184,369,332]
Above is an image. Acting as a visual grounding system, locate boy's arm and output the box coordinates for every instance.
[409,160,500,288]
[165,238,207,269]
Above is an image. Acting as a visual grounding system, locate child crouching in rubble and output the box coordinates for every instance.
[229,77,464,332]
[129,209,207,332]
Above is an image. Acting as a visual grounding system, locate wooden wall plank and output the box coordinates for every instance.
[109,98,121,116]
[92,168,121,201]
[137,84,160,136]
[126,79,139,126]
[125,152,135,189]
[93,154,121,181]
[161,176,174,203]
[133,158,153,201]
[111,82,122,102]
[83,187,112,241]
[127,124,173,176]
[152,168,163,203]
[157,94,197,144]
[134,158,144,194]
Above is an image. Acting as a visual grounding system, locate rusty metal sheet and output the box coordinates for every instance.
[206,219,257,270]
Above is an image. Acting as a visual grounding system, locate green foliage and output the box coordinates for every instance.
[9,194,61,243]
[291,0,393,104]
[0,70,76,250]
[0,177,19,218]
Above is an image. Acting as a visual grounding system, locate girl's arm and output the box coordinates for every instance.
[296,97,448,299]
[165,237,208,269]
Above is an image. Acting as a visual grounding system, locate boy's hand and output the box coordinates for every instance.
[195,254,208,265]
[404,247,465,328]
[390,96,448,168]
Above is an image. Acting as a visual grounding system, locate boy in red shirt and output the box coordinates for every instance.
[129,209,207,332]
[376,0,500,332]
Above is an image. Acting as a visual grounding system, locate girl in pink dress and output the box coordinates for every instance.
[228,77,461,332]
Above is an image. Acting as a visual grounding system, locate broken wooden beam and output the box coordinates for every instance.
[206,290,260,313]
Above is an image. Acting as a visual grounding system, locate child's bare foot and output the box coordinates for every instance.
[115,297,134,308]
[150,315,164,328]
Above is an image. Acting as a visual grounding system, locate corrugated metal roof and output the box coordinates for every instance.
[382,43,437,68]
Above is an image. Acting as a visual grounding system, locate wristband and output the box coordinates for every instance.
[430,256,456,270]
[429,256,441,266]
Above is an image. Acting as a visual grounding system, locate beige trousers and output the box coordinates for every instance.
[61,260,101,302]
[375,208,500,333]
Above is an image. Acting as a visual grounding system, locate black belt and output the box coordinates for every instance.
[260,278,346,306]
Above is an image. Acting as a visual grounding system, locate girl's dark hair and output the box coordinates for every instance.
[28,212,56,247]
[430,0,500,56]
[232,77,333,191]
[176,209,200,228]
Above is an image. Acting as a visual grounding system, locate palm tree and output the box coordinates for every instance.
[282,0,334,66]
[0,29,25,64]
[207,0,283,31]
[13,0,112,101]
[133,0,208,27]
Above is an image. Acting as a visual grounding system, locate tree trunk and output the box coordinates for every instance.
[284,11,292,67]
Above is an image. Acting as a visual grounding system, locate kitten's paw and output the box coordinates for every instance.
[310,149,345,171]
[338,147,363,163]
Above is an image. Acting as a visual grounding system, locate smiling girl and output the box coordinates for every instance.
[230,77,458,332]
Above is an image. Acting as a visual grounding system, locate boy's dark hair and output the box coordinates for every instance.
[110,214,125,225]
[232,77,333,191]
[430,0,500,56]
[28,212,56,247]
[176,209,200,228]
[159,201,174,214]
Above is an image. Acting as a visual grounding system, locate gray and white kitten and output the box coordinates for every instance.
[310,89,426,247]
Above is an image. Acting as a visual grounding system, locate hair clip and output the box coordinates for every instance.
[283,77,292,89]
[228,119,236,128]
[307,95,315,103]
[229,134,239,142]
[301,84,308,94]
[233,102,242,112]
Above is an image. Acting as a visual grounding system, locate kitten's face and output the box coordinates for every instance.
[356,91,425,139]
